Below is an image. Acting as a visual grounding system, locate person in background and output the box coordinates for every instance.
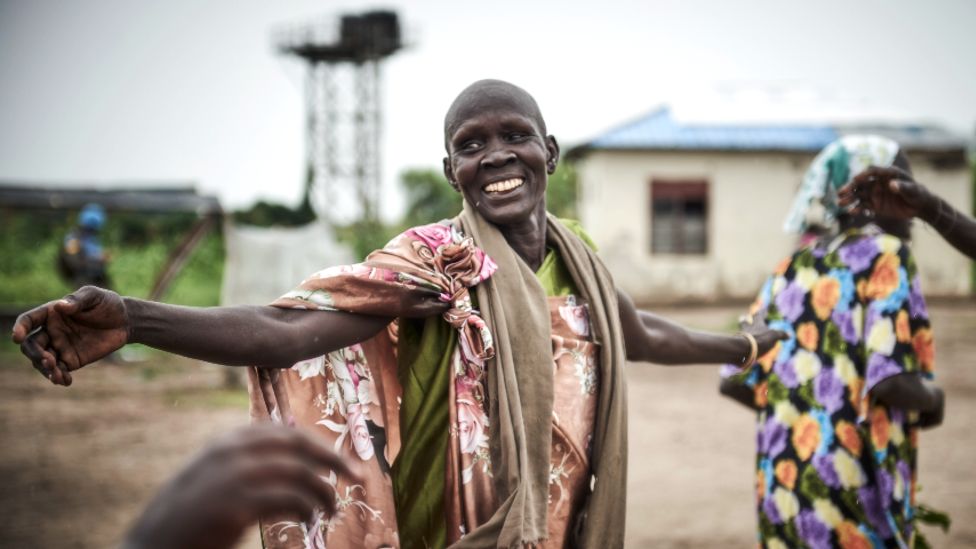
[720,135,945,548]
[59,203,111,288]
[838,165,976,260]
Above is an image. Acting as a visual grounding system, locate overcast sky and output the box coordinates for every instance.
[1,0,974,218]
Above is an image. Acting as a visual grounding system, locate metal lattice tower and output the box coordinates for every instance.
[275,11,403,224]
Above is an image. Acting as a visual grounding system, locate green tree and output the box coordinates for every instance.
[546,162,578,219]
[232,200,316,227]
[400,168,463,228]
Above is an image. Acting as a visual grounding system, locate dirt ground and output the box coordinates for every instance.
[1,303,974,548]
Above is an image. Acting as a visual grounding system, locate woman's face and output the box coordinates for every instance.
[443,102,558,228]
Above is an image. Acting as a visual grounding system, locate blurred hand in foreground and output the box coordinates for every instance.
[120,424,362,549]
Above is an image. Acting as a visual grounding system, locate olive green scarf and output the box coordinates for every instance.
[454,205,628,548]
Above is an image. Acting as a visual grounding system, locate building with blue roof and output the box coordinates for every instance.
[568,107,971,302]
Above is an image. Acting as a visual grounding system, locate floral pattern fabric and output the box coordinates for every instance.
[722,226,935,549]
[445,292,599,548]
[247,220,601,549]
[248,221,498,548]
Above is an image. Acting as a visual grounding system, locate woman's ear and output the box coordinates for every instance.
[443,157,460,192]
[545,135,560,175]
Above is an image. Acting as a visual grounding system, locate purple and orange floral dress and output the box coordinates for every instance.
[722,226,935,549]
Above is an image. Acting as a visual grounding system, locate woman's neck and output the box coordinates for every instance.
[498,204,548,271]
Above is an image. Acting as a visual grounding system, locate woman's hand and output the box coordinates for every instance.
[838,166,935,221]
[918,385,945,429]
[738,313,787,361]
[619,290,786,366]
[11,285,128,386]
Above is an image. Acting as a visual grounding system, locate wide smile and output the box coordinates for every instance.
[483,177,524,195]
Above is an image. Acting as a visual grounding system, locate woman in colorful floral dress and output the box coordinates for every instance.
[721,135,945,549]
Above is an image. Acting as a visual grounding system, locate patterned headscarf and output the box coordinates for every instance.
[783,134,900,233]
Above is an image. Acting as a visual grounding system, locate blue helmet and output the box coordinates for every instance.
[78,203,107,230]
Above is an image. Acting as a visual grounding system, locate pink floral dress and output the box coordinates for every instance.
[445,293,600,547]
[248,221,603,548]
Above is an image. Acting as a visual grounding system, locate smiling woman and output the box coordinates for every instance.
[14,78,787,549]
[442,81,558,271]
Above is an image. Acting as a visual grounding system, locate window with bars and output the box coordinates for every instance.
[650,180,708,255]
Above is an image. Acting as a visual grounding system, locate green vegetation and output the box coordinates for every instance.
[399,168,463,229]
[232,198,316,227]
[546,162,579,219]
[0,209,224,308]
[1,161,579,308]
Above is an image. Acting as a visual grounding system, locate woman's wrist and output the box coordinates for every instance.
[121,297,146,345]
[737,332,758,366]
[918,190,947,225]
[928,197,960,235]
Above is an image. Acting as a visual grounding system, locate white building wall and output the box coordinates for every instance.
[577,149,971,303]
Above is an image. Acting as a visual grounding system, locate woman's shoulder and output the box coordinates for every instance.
[554,218,598,252]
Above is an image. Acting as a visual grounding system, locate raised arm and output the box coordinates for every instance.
[839,166,976,260]
[616,290,785,365]
[12,286,402,386]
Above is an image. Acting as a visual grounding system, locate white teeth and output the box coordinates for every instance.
[484,178,524,193]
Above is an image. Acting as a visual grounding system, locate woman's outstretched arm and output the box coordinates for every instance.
[617,290,785,366]
[12,285,405,385]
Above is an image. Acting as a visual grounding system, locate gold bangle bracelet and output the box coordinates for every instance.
[738,332,758,366]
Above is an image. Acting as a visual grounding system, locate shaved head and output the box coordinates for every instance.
[443,79,547,150]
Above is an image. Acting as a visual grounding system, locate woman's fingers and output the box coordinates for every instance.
[20,328,57,381]
[289,428,363,483]
[240,486,323,524]
[227,425,363,484]
[210,426,360,519]
[53,285,102,316]
[43,314,84,372]
[234,452,340,517]
[55,360,73,386]
[11,305,50,343]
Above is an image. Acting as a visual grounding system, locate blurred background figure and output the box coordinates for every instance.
[720,135,945,548]
[59,203,111,289]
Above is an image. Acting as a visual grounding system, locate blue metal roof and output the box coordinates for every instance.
[587,108,838,152]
